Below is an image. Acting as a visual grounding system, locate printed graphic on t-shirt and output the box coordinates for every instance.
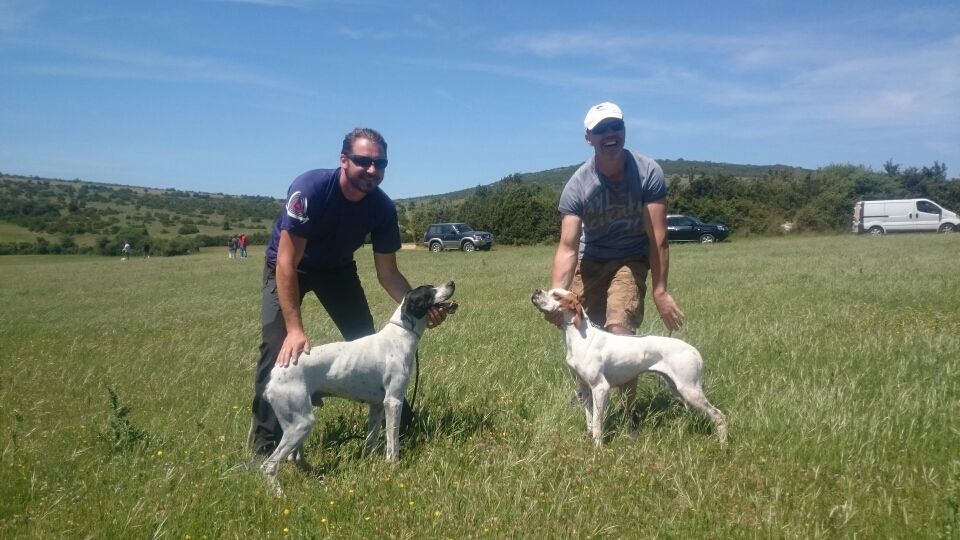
[286,191,309,223]
[582,187,645,234]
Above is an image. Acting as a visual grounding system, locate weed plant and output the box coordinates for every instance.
[0,235,958,538]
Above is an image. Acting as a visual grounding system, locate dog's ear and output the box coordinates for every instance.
[568,296,585,328]
[402,285,436,320]
[555,291,584,327]
[573,302,584,328]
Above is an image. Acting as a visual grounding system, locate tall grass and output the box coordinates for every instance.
[1,235,958,538]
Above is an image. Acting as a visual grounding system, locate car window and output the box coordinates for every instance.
[441,225,453,234]
[457,224,474,232]
[671,217,694,226]
[917,200,939,214]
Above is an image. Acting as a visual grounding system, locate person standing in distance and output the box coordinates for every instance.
[250,127,447,457]
[549,102,685,336]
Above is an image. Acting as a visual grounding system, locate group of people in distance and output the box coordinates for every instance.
[120,240,149,260]
[249,102,686,459]
[229,233,249,259]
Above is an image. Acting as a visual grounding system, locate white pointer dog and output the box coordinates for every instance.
[531,288,727,446]
[260,282,457,494]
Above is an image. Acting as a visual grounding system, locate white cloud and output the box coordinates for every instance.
[14,38,318,96]
[489,24,960,130]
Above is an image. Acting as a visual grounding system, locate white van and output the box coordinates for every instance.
[852,198,959,235]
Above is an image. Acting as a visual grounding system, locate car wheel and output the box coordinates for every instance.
[462,241,475,252]
[699,234,716,243]
[939,223,956,233]
[430,241,442,252]
[868,226,884,235]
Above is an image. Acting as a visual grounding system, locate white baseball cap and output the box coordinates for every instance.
[583,102,623,130]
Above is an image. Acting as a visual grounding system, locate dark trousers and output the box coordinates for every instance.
[251,261,378,454]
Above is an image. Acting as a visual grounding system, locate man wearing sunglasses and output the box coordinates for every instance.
[549,102,685,344]
[250,127,447,458]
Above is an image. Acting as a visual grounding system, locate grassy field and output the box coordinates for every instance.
[1,235,958,538]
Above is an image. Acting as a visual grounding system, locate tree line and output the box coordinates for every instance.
[2,160,956,256]
[396,161,958,244]
[0,175,280,256]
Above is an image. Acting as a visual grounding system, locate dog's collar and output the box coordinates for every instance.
[562,319,602,330]
[389,320,423,338]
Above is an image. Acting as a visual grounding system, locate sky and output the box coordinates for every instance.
[1,1,958,200]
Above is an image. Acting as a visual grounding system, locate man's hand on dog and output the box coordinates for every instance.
[427,300,459,328]
[277,329,310,367]
[276,301,456,367]
[426,306,446,329]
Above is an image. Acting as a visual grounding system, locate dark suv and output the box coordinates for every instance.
[423,223,493,252]
[666,214,729,243]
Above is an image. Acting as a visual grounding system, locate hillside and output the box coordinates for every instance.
[0,173,283,255]
[0,158,806,253]
[396,158,808,204]
[2,157,955,255]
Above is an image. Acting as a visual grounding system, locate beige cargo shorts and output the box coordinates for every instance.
[570,256,650,332]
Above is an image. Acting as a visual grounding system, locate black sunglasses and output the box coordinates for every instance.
[347,154,389,170]
[589,119,624,135]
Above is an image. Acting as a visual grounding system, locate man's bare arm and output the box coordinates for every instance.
[374,251,447,328]
[551,214,582,290]
[275,230,309,367]
[644,199,685,331]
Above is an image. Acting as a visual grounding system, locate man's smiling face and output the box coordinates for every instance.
[585,118,625,159]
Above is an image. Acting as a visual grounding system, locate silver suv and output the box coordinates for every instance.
[423,223,493,252]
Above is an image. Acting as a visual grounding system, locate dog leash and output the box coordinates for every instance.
[409,351,421,411]
[328,302,456,444]
[407,301,458,416]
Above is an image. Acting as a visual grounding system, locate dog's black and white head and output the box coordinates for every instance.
[400,281,456,327]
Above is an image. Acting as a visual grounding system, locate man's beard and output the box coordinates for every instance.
[347,171,381,194]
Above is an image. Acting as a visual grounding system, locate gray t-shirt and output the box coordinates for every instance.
[558,150,667,261]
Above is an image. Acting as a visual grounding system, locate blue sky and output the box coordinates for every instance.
[1,1,958,199]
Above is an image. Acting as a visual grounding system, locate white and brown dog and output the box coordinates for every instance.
[531,287,727,446]
[259,282,457,494]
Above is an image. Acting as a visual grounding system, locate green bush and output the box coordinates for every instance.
[157,236,198,256]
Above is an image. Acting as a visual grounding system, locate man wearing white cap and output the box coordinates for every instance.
[549,102,685,342]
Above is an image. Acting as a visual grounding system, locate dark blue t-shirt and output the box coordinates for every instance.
[265,169,401,270]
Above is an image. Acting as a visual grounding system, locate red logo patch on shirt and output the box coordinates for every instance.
[286,191,309,223]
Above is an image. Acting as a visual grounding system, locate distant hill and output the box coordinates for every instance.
[396,158,810,204]
[0,158,813,253]
[0,173,283,254]
[6,157,949,255]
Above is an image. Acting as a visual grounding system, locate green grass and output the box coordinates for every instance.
[0,222,55,244]
[1,236,958,538]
